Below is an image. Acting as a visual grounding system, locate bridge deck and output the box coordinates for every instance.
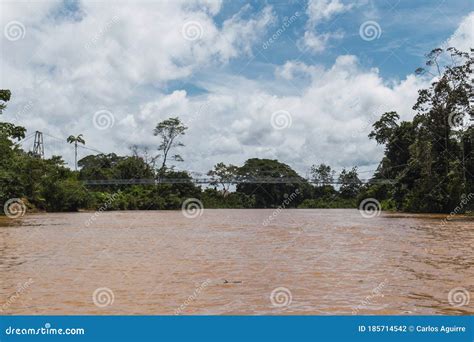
[82,178,395,185]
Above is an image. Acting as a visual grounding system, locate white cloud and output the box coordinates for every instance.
[299,30,344,53]
[1,0,275,166]
[299,0,352,53]
[2,0,275,88]
[275,60,323,80]
[444,12,473,52]
[306,0,352,25]
[122,55,428,175]
[1,2,472,178]
[218,5,275,60]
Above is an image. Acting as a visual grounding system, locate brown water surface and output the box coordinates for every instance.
[0,209,473,315]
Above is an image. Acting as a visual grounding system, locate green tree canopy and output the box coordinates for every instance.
[153,117,187,173]
[338,167,362,199]
[236,158,309,208]
[207,162,238,195]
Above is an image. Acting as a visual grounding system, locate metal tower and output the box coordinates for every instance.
[32,131,44,158]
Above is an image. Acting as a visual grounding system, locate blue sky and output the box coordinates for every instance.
[1,0,473,174]
[171,0,473,96]
[223,0,471,75]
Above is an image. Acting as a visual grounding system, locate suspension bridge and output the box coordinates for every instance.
[81,177,395,185]
[16,130,396,186]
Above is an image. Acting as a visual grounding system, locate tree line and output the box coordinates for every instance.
[0,48,472,213]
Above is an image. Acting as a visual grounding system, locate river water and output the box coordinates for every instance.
[0,209,472,315]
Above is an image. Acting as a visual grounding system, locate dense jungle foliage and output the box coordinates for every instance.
[1,48,472,213]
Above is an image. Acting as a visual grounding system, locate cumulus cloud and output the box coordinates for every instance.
[119,55,428,175]
[1,0,275,164]
[2,1,275,89]
[443,12,473,52]
[299,0,352,53]
[1,1,472,177]
[275,60,323,80]
[306,0,352,25]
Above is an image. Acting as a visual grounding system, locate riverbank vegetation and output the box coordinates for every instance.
[1,48,472,214]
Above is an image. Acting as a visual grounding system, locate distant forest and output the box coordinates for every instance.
[1,48,473,214]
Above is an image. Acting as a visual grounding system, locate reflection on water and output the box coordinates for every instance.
[0,209,472,315]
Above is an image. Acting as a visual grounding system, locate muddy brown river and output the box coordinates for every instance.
[0,209,472,315]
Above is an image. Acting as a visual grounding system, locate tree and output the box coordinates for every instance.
[78,153,121,180]
[115,156,154,180]
[309,163,337,200]
[368,111,400,145]
[0,89,11,113]
[207,162,238,195]
[41,179,91,212]
[366,48,473,212]
[237,158,310,208]
[338,167,362,199]
[310,163,335,186]
[130,145,159,170]
[410,48,472,211]
[413,48,471,173]
[153,117,187,175]
[0,89,26,204]
[79,153,155,180]
[0,89,25,140]
[369,112,416,209]
[67,134,85,171]
[154,170,201,207]
[369,112,416,180]
[1,91,88,212]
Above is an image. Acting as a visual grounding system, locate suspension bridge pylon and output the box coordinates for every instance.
[32,131,44,158]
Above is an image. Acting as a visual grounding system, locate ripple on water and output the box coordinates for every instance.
[0,209,472,315]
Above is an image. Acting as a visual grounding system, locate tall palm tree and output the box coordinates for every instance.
[67,134,85,171]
